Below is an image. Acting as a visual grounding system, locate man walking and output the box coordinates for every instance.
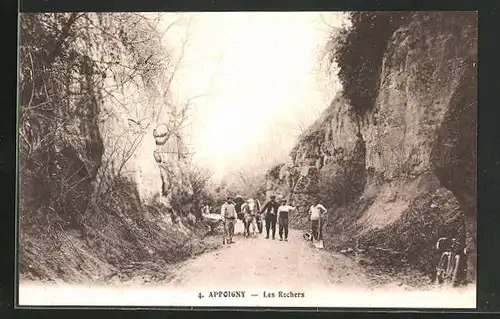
[221,197,237,244]
[234,195,245,234]
[309,200,327,247]
[277,199,295,241]
[260,195,280,240]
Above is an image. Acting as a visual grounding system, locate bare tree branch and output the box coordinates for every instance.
[154,31,189,124]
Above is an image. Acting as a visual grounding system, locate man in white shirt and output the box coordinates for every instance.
[277,199,295,241]
[309,201,327,242]
[220,197,237,244]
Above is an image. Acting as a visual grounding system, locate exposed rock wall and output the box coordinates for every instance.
[19,74,105,278]
[19,70,104,235]
[268,12,477,282]
[153,123,193,217]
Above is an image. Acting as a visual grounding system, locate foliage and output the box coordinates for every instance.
[19,173,221,282]
[213,171,267,204]
[18,13,228,282]
[183,164,214,215]
[328,12,411,118]
[266,163,284,181]
[328,12,477,119]
[19,13,169,226]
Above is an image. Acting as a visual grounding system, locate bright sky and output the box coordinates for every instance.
[160,12,347,180]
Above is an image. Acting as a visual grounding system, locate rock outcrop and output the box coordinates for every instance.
[19,69,105,278]
[19,69,104,235]
[153,123,194,216]
[268,12,477,283]
[18,13,216,283]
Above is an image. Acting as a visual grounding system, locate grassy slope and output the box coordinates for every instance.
[19,176,223,283]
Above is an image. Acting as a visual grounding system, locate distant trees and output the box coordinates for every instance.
[213,169,267,203]
[186,165,214,207]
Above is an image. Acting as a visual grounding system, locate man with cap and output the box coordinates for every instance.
[260,195,280,239]
[221,196,237,243]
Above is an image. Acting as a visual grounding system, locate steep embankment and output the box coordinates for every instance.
[267,12,477,284]
[19,65,217,285]
[20,120,219,283]
[20,118,219,283]
[20,165,221,284]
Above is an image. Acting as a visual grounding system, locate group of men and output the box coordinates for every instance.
[220,194,328,244]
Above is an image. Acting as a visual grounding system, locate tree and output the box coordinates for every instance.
[185,165,214,217]
[90,13,205,207]
[148,23,222,212]
[18,12,173,231]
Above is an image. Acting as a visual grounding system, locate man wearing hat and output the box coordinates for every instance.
[221,196,237,243]
[260,195,280,240]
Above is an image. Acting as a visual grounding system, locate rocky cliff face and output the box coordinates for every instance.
[153,123,194,216]
[18,13,214,283]
[268,12,477,282]
[19,73,105,277]
[19,70,104,234]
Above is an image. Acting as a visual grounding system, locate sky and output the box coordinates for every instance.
[159,12,347,181]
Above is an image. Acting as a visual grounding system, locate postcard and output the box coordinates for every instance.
[17,11,477,309]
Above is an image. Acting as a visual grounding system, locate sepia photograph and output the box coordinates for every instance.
[17,11,477,308]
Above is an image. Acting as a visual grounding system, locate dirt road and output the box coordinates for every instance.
[165,221,369,291]
[18,221,476,307]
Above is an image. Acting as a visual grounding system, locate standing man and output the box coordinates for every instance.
[309,200,327,246]
[277,199,295,241]
[234,195,245,234]
[235,195,245,216]
[260,195,280,240]
[221,197,237,244]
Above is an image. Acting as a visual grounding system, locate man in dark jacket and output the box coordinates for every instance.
[234,195,245,221]
[260,195,280,239]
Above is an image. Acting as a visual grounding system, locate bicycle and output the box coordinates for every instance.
[435,237,467,286]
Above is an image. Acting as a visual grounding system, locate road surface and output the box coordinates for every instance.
[18,221,476,308]
[164,221,369,291]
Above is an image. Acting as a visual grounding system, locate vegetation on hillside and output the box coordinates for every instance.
[274,12,478,285]
[19,13,218,282]
[266,163,284,181]
[327,12,411,118]
[19,12,166,233]
[327,12,477,119]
